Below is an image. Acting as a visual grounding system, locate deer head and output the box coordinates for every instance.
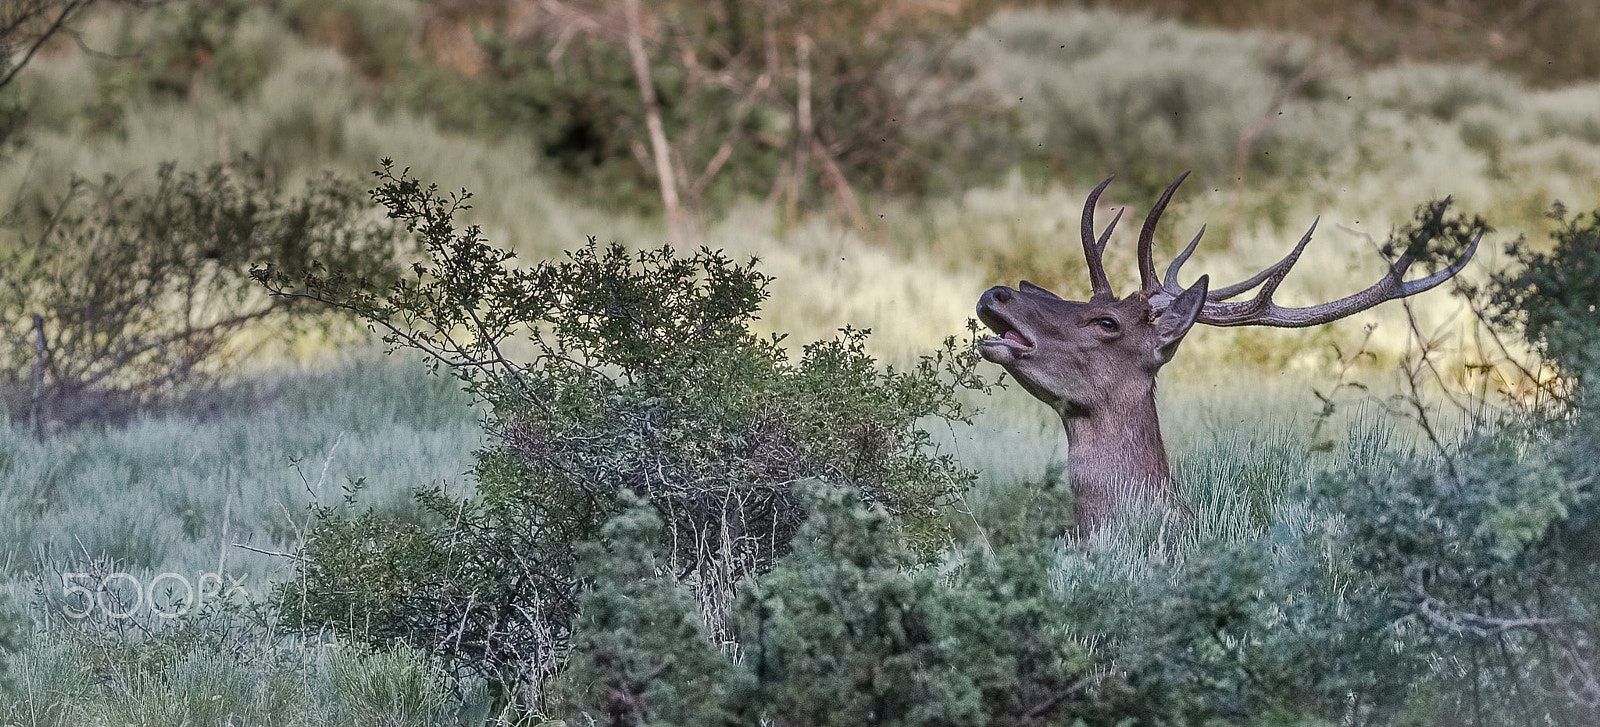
[977,173,1479,535]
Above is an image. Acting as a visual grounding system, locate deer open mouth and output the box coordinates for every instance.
[977,303,1034,352]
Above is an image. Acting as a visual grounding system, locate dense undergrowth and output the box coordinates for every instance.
[0,168,1593,724]
[3,285,1598,724]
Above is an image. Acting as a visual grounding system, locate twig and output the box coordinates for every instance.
[1409,580,1565,637]
[0,0,94,92]
[232,542,301,560]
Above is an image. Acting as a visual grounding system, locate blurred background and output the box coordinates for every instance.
[4,0,1597,368]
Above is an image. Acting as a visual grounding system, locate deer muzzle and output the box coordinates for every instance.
[977,287,1035,362]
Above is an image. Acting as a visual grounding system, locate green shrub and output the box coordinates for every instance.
[558,496,749,727]
[0,156,405,428]
[1319,397,1600,723]
[1487,203,1600,384]
[262,161,992,715]
[733,486,1100,727]
[556,485,1106,727]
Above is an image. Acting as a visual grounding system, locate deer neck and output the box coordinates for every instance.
[1058,384,1174,535]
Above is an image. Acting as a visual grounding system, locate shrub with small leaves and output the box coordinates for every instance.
[260,160,993,715]
[558,495,750,727]
[557,485,1108,727]
[736,485,1102,727]
[1487,203,1600,384]
[0,156,405,428]
[1320,401,1600,723]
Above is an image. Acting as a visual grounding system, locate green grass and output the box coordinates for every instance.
[0,355,479,584]
[0,357,488,725]
[3,634,474,726]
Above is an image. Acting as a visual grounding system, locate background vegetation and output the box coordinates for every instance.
[1,0,1599,724]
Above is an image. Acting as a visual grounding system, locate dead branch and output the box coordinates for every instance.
[623,0,683,240]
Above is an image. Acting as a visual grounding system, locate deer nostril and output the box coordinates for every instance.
[990,287,1013,303]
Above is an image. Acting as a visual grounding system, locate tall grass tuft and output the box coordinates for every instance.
[329,644,453,727]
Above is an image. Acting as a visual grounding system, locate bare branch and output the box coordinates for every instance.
[0,0,96,93]
[1409,580,1567,638]
[623,0,683,240]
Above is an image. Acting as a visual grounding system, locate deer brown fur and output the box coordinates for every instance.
[977,173,1479,536]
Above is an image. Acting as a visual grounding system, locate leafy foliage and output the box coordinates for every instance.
[1319,406,1600,722]
[734,486,1099,727]
[261,162,992,713]
[558,496,750,727]
[1487,204,1600,382]
[1378,196,1487,270]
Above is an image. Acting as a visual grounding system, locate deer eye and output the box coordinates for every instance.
[1093,317,1119,332]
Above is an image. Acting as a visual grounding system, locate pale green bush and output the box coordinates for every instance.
[906,8,1330,195]
[1359,62,1520,121]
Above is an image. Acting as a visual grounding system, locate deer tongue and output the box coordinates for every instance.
[1004,330,1027,344]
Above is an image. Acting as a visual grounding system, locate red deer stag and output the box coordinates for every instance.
[976,173,1479,536]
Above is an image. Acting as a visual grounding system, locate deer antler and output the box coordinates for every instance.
[986,172,1481,536]
[1079,174,1481,328]
[1138,171,1190,292]
[1080,176,1123,301]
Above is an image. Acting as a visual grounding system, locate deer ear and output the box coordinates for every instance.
[1018,280,1062,300]
[1153,274,1208,366]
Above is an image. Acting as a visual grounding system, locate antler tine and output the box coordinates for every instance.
[1162,225,1206,292]
[1191,228,1482,328]
[1395,228,1481,296]
[1207,218,1319,301]
[1233,218,1317,312]
[1139,172,1190,292]
[1097,207,1124,258]
[1081,176,1118,300]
